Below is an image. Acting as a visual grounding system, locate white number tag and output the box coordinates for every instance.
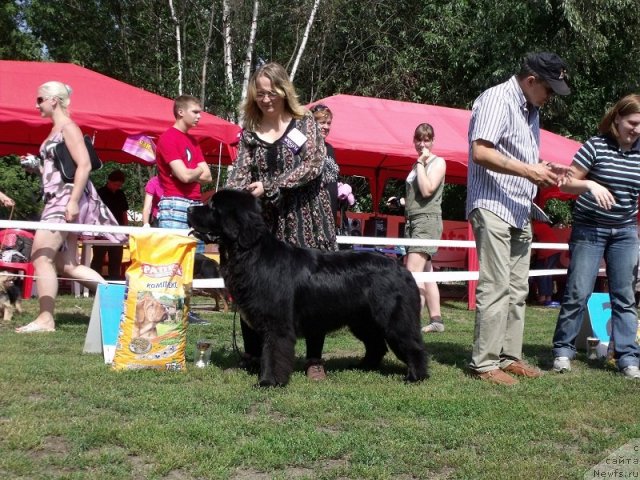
[283,128,307,154]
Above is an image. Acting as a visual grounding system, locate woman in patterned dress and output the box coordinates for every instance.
[227,64,336,250]
[16,81,124,333]
[226,62,336,379]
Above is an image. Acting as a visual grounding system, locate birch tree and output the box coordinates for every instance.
[240,0,260,104]
[199,1,217,105]
[289,0,321,81]
[168,0,183,95]
[222,0,234,90]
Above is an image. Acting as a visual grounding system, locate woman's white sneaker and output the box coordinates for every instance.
[553,357,571,373]
[622,366,640,379]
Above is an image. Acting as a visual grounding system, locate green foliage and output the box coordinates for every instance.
[341,175,373,213]
[376,179,466,220]
[0,155,43,220]
[7,0,639,133]
[4,0,640,223]
[0,0,42,59]
[11,0,640,130]
[442,184,467,221]
[544,198,574,226]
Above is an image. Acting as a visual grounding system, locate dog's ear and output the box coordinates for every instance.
[220,210,261,249]
[236,206,265,249]
[219,206,241,241]
[217,192,265,248]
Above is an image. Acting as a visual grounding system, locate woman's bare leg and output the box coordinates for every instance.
[58,234,106,291]
[16,229,64,332]
[406,251,443,332]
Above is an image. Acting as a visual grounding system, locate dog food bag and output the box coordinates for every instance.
[112,232,196,371]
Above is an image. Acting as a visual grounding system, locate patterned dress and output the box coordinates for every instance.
[226,112,337,251]
[322,142,340,216]
[39,132,125,243]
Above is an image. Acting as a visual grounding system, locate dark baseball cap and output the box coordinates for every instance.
[524,52,570,96]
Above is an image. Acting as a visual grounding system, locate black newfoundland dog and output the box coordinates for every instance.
[187,189,428,386]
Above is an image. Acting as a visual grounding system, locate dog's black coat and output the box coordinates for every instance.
[193,253,230,312]
[188,189,428,386]
[6,282,21,305]
[194,253,221,280]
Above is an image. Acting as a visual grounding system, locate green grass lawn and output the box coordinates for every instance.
[1,295,638,480]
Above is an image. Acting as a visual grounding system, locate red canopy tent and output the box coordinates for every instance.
[311,94,581,208]
[0,60,241,164]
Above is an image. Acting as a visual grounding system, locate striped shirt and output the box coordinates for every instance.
[466,76,540,229]
[572,135,640,227]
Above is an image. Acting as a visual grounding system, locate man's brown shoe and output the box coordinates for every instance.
[502,360,542,378]
[471,369,519,386]
[306,364,327,381]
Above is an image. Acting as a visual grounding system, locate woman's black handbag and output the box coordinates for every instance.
[54,135,103,183]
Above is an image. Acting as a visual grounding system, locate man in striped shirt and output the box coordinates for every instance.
[466,52,571,385]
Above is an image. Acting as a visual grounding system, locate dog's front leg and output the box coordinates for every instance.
[258,329,296,387]
[2,301,13,322]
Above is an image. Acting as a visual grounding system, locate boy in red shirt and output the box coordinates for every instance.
[156,95,212,244]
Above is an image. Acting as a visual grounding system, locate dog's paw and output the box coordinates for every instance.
[404,370,429,383]
[255,378,283,388]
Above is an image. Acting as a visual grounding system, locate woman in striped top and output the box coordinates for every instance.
[552,94,640,379]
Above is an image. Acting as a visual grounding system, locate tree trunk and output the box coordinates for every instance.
[289,0,322,82]
[222,0,234,90]
[240,0,260,111]
[168,0,183,95]
[200,1,217,106]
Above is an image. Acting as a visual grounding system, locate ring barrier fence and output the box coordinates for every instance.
[0,219,586,310]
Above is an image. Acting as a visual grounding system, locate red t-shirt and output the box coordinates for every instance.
[156,127,204,200]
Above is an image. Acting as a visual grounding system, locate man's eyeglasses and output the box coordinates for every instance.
[36,96,52,105]
[256,91,279,100]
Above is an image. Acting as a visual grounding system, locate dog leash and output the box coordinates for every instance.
[231,310,242,358]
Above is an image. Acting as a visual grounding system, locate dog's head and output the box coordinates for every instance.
[188,189,266,248]
[0,271,18,292]
[135,293,168,327]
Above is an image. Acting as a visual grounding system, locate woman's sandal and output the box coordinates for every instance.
[15,322,56,333]
[421,322,444,333]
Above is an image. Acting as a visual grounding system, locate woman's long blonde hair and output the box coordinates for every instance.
[240,62,306,131]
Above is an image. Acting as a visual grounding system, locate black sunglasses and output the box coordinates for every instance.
[36,96,50,105]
